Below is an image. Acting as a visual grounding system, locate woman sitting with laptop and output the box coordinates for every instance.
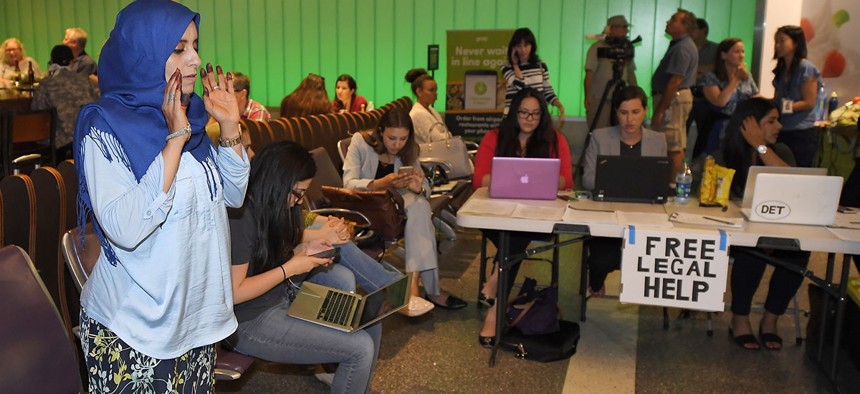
[473,88,573,347]
[228,141,409,392]
[581,85,668,296]
[343,108,468,311]
[716,97,808,350]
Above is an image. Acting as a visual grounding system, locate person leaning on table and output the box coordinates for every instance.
[714,97,810,351]
[581,85,667,296]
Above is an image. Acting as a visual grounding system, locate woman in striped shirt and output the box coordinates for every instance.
[501,28,565,120]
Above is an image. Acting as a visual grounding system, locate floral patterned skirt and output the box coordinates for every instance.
[80,310,216,393]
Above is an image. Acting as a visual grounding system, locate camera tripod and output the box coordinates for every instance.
[577,59,629,174]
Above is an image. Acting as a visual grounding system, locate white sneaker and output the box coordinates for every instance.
[400,296,434,317]
[314,371,334,386]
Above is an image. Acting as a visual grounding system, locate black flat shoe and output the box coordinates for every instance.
[478,293,495,307]
[729,326,760,350]
[427,294,468,310]
[478,335,495,348]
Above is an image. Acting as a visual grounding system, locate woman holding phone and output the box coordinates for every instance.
[501,28,565,119]
[229,141,409,392]
[343,108,468,311]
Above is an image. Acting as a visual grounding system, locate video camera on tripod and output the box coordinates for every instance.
[596,35,642,61]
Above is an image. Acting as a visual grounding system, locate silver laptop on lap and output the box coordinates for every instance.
[287,272,412,332]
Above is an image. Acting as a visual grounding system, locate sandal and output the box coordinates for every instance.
[759,331,783,350]
[729,326,760,350]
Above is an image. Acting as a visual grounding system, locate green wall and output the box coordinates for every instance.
[1,0,756,116]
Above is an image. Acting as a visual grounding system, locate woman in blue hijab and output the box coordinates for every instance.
[73,0,249,391]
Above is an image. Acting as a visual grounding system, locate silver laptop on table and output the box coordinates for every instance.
[287,273,411,332]
[740,173,843,226]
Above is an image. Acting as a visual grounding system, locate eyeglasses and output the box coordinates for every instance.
[517,110,542,120]
[290,188,307,201]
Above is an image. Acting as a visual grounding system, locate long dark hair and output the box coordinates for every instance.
[333,74,357,112]
[361,108,419,165]
[246,141,317,271]
[772,25,807,81]
[496,88,557,158]
[721,97,778,197]
[507,28,540,65]
[714,38,742,82]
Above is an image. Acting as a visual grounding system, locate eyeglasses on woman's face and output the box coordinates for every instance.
[517,110,542,120]
[290,188,307,202]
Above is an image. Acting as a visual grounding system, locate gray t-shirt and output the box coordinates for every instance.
[651,35,698,92]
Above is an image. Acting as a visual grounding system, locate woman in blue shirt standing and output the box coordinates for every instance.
[74,1,249,391]
[772,25,821,168]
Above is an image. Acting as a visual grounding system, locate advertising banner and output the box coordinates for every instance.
[445,29,513,140]
[620,226,730,312]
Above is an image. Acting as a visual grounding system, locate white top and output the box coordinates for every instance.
[409,102,451,144]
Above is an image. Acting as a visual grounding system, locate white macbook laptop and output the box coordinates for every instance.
[740,173,843,226]
[741,166,827,209]
[489,157,560,200]
[288,273,411,332]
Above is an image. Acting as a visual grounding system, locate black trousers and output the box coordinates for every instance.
[482,229,553,296]
[585,237,622,292]
[730,247,810,316]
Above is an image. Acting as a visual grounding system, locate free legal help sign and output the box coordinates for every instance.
[620,226,730,312]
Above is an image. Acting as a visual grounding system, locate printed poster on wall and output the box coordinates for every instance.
[619,226,730,312]
[445,29,513,141]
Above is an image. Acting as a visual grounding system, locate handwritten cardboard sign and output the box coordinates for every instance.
[620,226,729,311]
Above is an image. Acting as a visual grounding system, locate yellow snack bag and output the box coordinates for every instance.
[713,165,736,207]
[699,156,717,204]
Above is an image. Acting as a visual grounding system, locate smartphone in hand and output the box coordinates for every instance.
[398,166,414,175]
[310,248,340,260]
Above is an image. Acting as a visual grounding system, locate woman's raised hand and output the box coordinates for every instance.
[200,63,240,126]
[162,69,190,143]
[740,116,766,147]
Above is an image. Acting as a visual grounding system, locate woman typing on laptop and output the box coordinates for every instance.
[228,141,410,392]
[716,97,807,350]
[581,86,668,296]
[473,88,573,347]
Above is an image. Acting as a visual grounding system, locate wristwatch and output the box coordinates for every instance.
[756,144,768,155]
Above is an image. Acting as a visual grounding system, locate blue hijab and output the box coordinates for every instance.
[73,0,215,265]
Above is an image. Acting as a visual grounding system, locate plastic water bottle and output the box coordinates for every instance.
[675,159,692,205]
[815,85,826,121]
[828,91,839,115]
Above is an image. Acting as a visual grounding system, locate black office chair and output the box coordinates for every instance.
[0,245,83,392]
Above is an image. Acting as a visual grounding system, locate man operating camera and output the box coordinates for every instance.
[584,15,639,131]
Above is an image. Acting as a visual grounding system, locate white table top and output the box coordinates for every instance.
[457,188,860,255]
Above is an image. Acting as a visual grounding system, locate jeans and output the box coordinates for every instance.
[334,240,402,292]
[231,263,380,394]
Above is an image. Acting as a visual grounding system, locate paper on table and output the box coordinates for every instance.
[668,211,745,229]
[460,200,516,216]
[564,205,619,224]
[829,213,860,230]
[511,204,566,220]
[617,211,673,228]
[827,227,860,242]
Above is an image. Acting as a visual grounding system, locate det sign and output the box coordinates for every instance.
[620,226,730,312]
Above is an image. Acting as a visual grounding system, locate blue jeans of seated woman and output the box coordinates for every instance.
[231,264,381,394]
[334,241,402,292]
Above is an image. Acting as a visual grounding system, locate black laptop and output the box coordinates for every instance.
[592,155,671,204]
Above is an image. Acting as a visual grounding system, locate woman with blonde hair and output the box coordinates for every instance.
[1,37,43,85]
